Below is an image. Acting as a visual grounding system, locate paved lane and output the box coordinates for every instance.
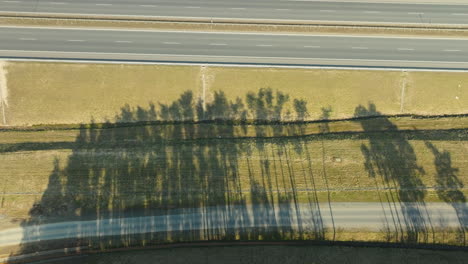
[0,203,466,247]
[1,27,468,69]
[1,0,468,25]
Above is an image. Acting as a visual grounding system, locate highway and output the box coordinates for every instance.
[1,0,468,25]
[0,203,466,247]
[1,27,468,69]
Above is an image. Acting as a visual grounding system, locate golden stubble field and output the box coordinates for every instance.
[1,120,467,225]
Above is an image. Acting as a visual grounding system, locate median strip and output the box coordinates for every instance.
[1,12,468,38]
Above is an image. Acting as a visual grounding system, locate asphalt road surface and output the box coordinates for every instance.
[1,27,468,69]
[1,0,468,25]
[0,203,466,247]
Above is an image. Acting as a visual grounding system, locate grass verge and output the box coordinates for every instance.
[3,62,467,126]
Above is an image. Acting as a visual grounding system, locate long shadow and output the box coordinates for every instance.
[14,89,328,255]
[354,103,431,243]
[10,94,467,258]
[317,106,335,240]
[426,142,467,245]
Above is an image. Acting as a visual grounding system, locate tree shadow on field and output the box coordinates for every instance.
[15,88,331,255]
[425,142,467,245]
[354,103,432,244]
[317,106,335,240]
[12,92,467,259]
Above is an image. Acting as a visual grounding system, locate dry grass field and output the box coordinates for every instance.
[1,117,466,227]
[3,61,467,126]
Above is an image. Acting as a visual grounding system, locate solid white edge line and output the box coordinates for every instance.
[2,58,468,72]
[282,0,468,5]
[0,49,467,65]
[1,25,468,40]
